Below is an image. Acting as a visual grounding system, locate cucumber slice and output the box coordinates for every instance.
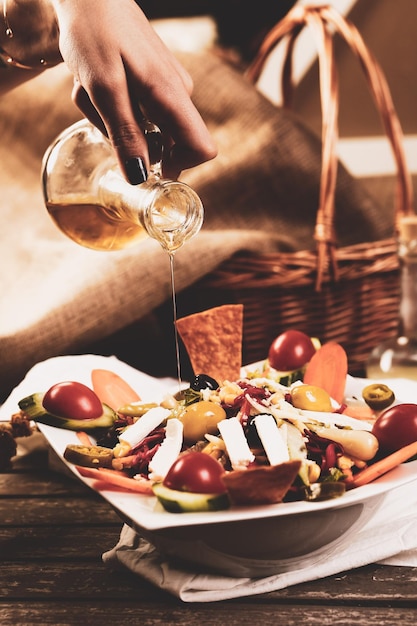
[276,369,305,386]
[18,392,45,416]
[18,392,117,431]
[153,483,230,513]
[305,481,346,502]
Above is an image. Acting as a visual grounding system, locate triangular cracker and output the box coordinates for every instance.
[176,304,243,384]
[222,460,301,505]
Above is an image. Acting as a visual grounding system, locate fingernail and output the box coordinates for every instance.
[125,157,147,185]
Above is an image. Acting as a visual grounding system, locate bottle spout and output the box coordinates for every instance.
[140,119,204,251]
[143,179,204,253]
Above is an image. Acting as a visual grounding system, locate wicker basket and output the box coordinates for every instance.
[186,5,415,375]
[184,239,400,374]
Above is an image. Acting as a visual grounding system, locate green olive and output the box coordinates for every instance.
[291,384,333,412]
[362,383,395,410]
[178,401,226,444]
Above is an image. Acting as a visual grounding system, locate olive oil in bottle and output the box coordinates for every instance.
[42,119,204,254]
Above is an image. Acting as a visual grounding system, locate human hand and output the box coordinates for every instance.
[51,0,217,183]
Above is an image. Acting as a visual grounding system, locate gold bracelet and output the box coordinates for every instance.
[0,54,11,68]
[0,0,28,68]
[0,0,13,67]
[0,0,60,70]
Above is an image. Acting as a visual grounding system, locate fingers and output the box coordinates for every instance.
[62,1,217,183]
[128,60,217,179]
[73,69,217,184]
[72,76,151,185]
[71,81,106,136]
[154,107,217,181]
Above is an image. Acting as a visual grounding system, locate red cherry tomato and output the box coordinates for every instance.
[163,452,227,494]
[42,381,103,420]
[372,403,417,453]
[268,330,316,371]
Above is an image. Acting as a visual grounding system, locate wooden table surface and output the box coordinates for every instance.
[1,437,417,626]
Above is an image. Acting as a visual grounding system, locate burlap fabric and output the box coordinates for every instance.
[0,48,393,401]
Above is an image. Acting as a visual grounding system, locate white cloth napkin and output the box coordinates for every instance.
[103,479,417,602]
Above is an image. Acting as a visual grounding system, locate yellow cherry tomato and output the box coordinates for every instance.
[290,384,333,412]
[178,401,226,444]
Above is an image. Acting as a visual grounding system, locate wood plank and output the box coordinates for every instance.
[0,470,90,497]
[280,564,417,601]
[0,526,122,559]
[0,562,417,603]
[0,602,417,626]
[264,564,417,601]
[0,562,158,601]
[0,497,121,525]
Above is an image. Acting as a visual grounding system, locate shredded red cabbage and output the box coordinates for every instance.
[304,429,344,474]
[126,426,166,476]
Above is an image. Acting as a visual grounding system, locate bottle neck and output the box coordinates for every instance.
[399,253,417,339]
[98,168,158,230]
[398,215,417,339]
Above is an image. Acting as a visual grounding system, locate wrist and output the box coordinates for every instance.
[0,0,62,69]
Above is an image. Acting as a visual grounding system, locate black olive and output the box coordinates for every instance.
[95,426,120,449]
[244,415,264,448]
[190,374,219,392]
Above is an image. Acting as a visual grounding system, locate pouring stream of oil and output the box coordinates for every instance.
[168,252,183,395]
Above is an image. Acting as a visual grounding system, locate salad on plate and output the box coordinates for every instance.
[6,304,417,515]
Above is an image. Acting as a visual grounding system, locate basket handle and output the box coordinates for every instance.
[246,3,414,289]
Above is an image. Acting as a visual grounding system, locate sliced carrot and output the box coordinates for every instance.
[75,465,154,494]
[76,431,94,446]
[342,404,376,422]
[86,480,145,493]
[303,342,348,405]
[91,369,141,411]
[111,455,138,471]
[345,440,417,489]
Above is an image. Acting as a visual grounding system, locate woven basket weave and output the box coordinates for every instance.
[188,4,415,374]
